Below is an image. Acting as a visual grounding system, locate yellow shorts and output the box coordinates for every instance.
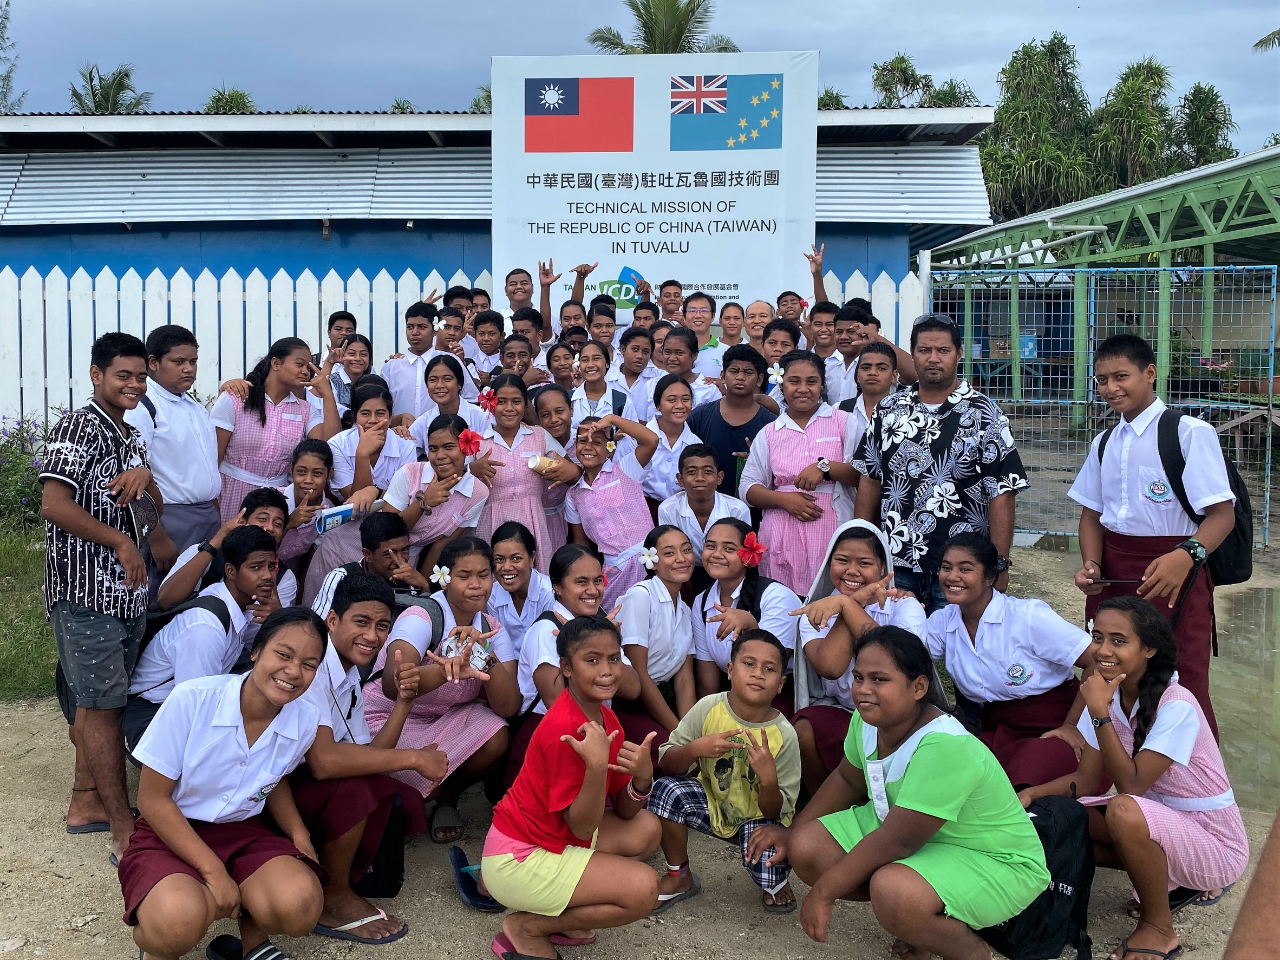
[481,835,597,916]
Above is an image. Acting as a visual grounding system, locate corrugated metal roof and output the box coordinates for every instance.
[0,145,991,226]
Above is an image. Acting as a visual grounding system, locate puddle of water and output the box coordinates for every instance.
[1214,586,1279,812]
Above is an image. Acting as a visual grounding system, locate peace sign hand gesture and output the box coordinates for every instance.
[742,728,778,788]
[804,243,825,276]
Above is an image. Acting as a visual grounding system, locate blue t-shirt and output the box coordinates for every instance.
[688,401,778,498]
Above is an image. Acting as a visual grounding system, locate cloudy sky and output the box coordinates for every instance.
[8,0,1279,149]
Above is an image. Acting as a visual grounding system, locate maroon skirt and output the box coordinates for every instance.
[503,711,546,790]
[978,680,1080,788]
[290,768,428,885]
[118,816,327,925]
[791,704,853,775]
[1086,531,1217,739]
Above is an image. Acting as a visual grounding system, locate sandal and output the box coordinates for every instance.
[652,872,702,914]
[449,845,504,912]
[1111,937,1183,960]
[763,884,797,914]
[206,937,291,960]
[313,907,408,944]
[431,804,465,844]
[1188,882,1234,907]
[491,931,563,960]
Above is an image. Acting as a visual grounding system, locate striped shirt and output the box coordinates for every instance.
[40,401,150,619]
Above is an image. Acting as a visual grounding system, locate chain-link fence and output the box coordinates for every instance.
[931,267,1276,543]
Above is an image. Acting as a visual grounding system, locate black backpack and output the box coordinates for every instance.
[979,796,1094,960]
[353,793,407,898]
[611,388,630,416]
[1097,409,1252,585]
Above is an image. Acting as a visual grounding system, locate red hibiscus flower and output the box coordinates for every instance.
[477,387,497,413]
[738,532,767,568]
[458,429,481,457]
[601,569,609,589]
[799,297,809,309]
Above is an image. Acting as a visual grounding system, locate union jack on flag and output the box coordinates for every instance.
[670,75,728,115]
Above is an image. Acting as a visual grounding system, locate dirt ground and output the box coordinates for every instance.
[0,545,1275,960]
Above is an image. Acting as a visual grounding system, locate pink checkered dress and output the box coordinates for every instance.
[475,426,559,574]
[214,392,312,524]
[1079,682,1249,892]
[396,461,489,547]
[566,454,650,609]
[748,408,850,595]
[542,440,575,554]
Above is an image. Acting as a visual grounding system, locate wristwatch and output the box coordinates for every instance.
[198,540,218,557]
[994,556,1013,573]
[1091,716,1113,729]
[817,457,832,482]
[1176,538,1208,564]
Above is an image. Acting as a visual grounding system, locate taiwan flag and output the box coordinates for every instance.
[524,77,634,153]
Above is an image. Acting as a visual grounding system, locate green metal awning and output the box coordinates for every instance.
[933,145,1280,268]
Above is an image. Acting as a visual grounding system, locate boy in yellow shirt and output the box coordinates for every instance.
[650,629,801,914]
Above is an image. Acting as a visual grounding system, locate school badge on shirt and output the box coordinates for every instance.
[1005,664,1033,687]
[1144,478,1173,504]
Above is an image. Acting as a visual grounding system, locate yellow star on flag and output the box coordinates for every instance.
[771,78,780,89]
[761,90,770,101]
[771,108,779,119]
[738,117,747,128]
[750,128,759,139]
[738,133,747,143]
[759,116,769,127]
[750,95,760,106]
[726,136,736,147]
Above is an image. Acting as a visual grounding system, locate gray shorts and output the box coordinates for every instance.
[51,601,146,711]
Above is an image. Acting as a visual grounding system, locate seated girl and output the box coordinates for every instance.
[1020,597,1248,960]
[746,626,1050,960]
[565,413,659,609]
[406,355,492,455]
[482,614,661,960]
[382,413,490,572]
[487,522,556,658]
[791,521,927,794]
[364,536,521,844]
[925,532,1092,789]
[532,384,575,552]
[119,608,330,960]
[614,525,697,762]
[277,438,335,573]
[512,545,641,788]
[692,519,800,709]
[329,383,418,501]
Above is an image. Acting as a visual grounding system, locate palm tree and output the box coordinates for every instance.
[204,86,256,114]
[469,86,491,113]
[922,78,980,108]
[1090,56,1174,189]
[817,85,847,110]
[389,97,415,114]
[588,0,738,54]
[69,63,152,114]
[1254,29,1280,51]
[0,0,26,114]
[1170,82,1236,169]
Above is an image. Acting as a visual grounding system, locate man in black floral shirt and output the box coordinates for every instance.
[853,314,1028,612]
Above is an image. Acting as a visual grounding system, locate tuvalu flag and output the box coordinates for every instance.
[524,77,634,153]
[670,74,784,151]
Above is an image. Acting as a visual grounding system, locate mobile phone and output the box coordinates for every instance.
[1089,578,1142,585]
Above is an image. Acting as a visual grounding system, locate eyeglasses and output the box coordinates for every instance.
[684,308,713,316]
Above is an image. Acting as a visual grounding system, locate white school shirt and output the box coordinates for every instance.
[1075,672,1199,765]
[160,546,297,646]
[516,602,633,714]
[830,355,861,405]
[798,591,927,709]
[487,570,556,657]
[301,641,372,745]
[407,399,493,455]
[388,591,516,662]
[570,383,639,431]
[329,426,418,492]
[739,403,861,523]
[642,419,702,502]
[692,576,801,672]
[1067,398,1234,538]
[124,382,221,505]
[380,351,432,418]
[644,376,721,419]
[657,491,752,561]
[129,581,251,703]
[133,673,321,823]
[606,363,660,402]
[923,592,1091,703]
[475,350,504,375]
[620,578,693,684]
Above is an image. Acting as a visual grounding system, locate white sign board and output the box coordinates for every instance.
[491,52,819,313]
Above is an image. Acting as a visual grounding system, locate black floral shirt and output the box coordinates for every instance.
[853,379,1028,574]
[40,401,150,619]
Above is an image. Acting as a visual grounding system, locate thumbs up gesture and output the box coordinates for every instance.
[393,649,421,702]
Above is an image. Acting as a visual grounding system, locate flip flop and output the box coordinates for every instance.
[490,931,563,960]
[762,886,797,914]
[312,907,408,944]
[549,932,597,946]
[1167,887,1202,914]
[1188,882,1234,907]
[450,845,504,913]
[652,872,702,914]
[66,805,140,834]
[431,804,465,844]
[206,937,288,960]
[1111,937,1183,960]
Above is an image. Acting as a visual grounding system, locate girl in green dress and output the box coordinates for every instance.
[747,625,1049,960]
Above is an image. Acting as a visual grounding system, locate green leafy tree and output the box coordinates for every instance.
[69,63,152,114]
[925,78,980,108]
[869,54,979,108]
[588,0,738,54]
[469,85,491,113]
[1169,83,1236,169]
[0,0,26,114]
[204,85,256,114]
[977,33,1096,220]
[1090,57,1174,190]
[1255,28,1280,51]
[817,84,847,110]
[1263,133,1280,148]
[389,97,415,114]
[290,104,315,113]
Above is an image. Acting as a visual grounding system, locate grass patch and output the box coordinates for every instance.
[0,526,56,700]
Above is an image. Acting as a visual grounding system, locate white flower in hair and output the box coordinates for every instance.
[605,440,617,453]
[640,546,660,570]
[433,317,447,331]
[430,565,451,586]
[768,363,784,385]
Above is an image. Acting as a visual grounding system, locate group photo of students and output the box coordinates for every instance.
[40,250,1255,960]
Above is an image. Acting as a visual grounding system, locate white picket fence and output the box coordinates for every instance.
[0,264,924,424]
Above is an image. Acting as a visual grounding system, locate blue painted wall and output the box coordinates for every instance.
[0,218,913,284]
